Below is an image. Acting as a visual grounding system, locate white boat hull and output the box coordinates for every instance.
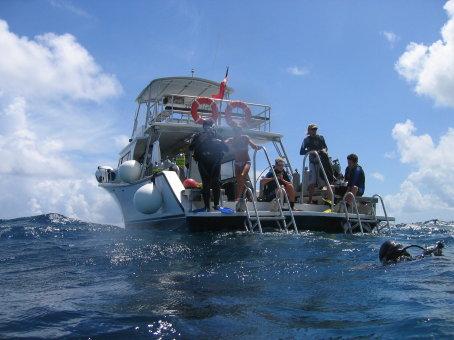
[100,171,392,233]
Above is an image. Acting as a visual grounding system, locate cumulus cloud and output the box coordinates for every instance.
[384,151,397,159]
[385,120,454,220]
[0,20,121,102]
[381,31,399,47]
[0,97,71,177]
[0,20,124,225]
[395,0,454,107]
[371,172,385,182]
[286,66,309,76]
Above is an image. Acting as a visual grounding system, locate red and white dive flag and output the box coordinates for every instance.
[211,67,229,100]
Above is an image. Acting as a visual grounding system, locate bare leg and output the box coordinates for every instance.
[346,186,358,204]
[283,183,296,203]
[235,163,251,200]
[308,183,315,203]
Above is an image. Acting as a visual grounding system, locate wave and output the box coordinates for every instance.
[0,213,121,240]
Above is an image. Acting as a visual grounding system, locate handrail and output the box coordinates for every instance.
[166,93,271,110]
[372,194,391,234]
[342,192,364,235]
[301,151,334,208]
[243,187,263,233]
[254,165,271,195]
[273,140,294,175]
[253,147,298,234]
[150,94,271,132]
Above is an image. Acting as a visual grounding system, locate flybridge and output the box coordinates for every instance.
[131,77,271,139]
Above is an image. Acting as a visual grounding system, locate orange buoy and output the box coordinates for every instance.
[190,97,220,124]
[225,101,252,128]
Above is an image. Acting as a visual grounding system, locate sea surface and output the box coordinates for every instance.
[0,214,453,339]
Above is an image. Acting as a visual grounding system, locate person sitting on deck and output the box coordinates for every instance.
[225,127,262,201]
[260,158,296,209]
[299,123,336,204]
[343,153,365,204]
[189,120,229,212]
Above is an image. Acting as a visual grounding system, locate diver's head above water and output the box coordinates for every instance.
[379,240,444,264]
[379,240,410,263]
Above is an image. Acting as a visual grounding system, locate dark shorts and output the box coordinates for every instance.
[334,186,364,197]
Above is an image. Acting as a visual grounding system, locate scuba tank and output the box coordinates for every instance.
[292,169,301,192]
[332,158,342,180]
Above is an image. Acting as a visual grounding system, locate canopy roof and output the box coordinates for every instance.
[136,77,233,103]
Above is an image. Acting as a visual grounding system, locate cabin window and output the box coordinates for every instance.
[119,152,131,165]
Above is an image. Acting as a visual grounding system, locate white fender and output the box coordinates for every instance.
[133,183,162,214]
[118,160,141,183]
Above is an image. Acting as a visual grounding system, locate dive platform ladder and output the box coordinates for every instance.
[372,194,392,234]
[249,147,298,234]
[341,193,393,235]
[341,192,364,235]
[242,187,263,233]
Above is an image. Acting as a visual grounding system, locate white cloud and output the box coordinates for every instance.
[371,172,385,182]
[395,0,454,107]
[384,151,397,159]
[114,134,130,149]
[286,66,309,76]
[48,0,91,18]
[381,31,399,47]
[0,20,124,225]
[385,120,454,220]
[0,20,121,102]
[0,97,70,177]
[0,175,121,225]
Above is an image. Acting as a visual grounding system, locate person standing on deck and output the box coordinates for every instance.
[225,127,262,201]
[189,120,229,211]
[300,124,336,204]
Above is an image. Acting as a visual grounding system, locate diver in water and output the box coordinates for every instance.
[189,120,229,212]
[379,240,444,264]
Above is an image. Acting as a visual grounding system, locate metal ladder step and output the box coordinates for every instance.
[249,216,286,221]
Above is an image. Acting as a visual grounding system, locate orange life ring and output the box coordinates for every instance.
[225,101,252,128]
[190,97,219,124]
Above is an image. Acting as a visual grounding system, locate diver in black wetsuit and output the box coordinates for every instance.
[379,240,444,264]
[189,120,228,211]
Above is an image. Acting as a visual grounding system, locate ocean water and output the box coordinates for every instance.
[0,214,453,339]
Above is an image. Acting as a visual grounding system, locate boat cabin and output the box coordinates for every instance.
[115,77,293,202]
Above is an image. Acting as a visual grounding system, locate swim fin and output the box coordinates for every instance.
[215,206,234,214]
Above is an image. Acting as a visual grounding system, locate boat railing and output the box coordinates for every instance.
[242,187,263,233]
[341,192,364,235]
[372,194,392,234]
[146,94,271,132]
[300,151,334,208]
[253,146,298,233]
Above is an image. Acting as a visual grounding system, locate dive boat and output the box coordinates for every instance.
[96,76,394,233]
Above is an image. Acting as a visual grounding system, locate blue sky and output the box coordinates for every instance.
[0,0,453,223]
